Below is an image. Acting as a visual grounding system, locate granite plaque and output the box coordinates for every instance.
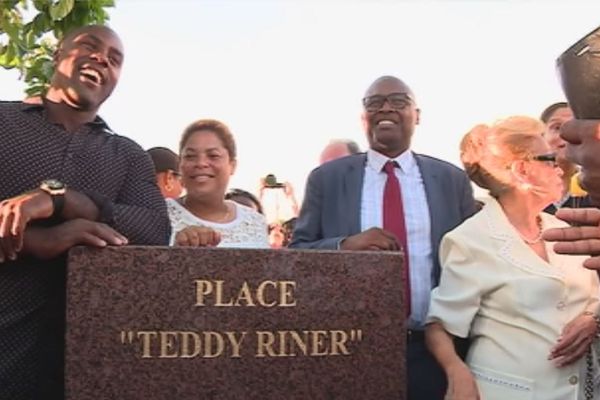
[65,246,405,399]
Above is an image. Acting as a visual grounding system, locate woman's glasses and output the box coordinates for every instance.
[531,153,558,167]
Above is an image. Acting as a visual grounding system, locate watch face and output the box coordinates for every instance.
[42,179,66,191]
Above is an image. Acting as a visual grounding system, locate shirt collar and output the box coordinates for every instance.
[20,100,112,131]
[366,148,416,174]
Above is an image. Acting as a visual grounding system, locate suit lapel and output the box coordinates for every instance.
[415,155,443,247]
[343,154,366,235]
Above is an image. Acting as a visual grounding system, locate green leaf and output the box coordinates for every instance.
[0,0,22,11]
[23,24,37,47]
[25,82,48,97]
[32,0,50,12]
[49,0,74,21]
[0,42,19,68]
[31,12,50,33]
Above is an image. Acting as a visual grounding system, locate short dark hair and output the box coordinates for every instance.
[225,188,263,214]
[147,147,179,173]
[179,119,237,160]
[540,102,569,123]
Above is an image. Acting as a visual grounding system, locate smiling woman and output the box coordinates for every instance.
[166,119,269,248]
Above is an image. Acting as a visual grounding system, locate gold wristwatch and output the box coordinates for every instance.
[40,179,67,219]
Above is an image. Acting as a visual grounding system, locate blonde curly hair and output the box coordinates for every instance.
[460,116,545,197]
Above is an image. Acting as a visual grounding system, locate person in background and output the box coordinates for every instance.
[426,116,599,400]
[167,119,269,248]
[147,146,184,199]
[258,179,299,223]
[268,222,286,248]
[319,138,361,165]
[290,75,478,399]
[0,25,170,399]
[225,188,263,214]
[540,102,592,213]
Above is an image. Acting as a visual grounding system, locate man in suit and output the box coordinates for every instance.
[290,75,477,399]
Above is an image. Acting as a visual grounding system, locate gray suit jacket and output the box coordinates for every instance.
[289,152,478,286]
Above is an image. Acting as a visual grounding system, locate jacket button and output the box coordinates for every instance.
[568,375,578,385]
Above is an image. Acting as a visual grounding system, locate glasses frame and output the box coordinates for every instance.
[362,92,414,112]
[530,153,558,167]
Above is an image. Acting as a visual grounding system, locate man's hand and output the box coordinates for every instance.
[340,227,400,251]
[23,219,128,261]
[174,226,221,247]
[542,208,600,269]
[0,190,53,260]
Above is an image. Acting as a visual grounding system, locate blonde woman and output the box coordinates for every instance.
[425,116,600,400]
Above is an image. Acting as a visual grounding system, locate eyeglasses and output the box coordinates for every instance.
[362,93,413,112]
[530,153,558,167]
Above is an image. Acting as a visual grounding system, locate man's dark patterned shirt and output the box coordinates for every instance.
[0,101,170,399]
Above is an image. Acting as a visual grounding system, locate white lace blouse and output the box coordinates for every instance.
[166,198,269,248]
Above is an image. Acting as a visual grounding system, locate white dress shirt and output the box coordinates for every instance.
[361,149,433,328]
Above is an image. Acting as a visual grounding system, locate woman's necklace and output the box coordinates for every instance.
[183,196,231,222]
[518,215,543,245]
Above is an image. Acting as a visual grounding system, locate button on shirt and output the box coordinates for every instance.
[361,149,433,328]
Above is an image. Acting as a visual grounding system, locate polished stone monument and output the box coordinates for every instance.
[65,246,405,399]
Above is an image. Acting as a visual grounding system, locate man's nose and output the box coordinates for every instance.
[560,119,583,145]
[90,51,109,67]
[380,98,394,111]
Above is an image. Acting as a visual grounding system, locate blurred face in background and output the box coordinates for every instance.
[319,142,351,165]
[543,106,576,177]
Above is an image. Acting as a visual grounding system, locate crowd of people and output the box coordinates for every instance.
[2,24,600,400]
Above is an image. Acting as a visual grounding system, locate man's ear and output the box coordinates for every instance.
[361,112,369,132]
[415,108,421,125]
[230,159,237,176]
[53,47,62,65]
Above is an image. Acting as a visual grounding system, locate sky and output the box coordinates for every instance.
[2,0,600,207]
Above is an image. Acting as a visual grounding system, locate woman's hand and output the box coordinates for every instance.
[445,361,480,400]
[175,226,221,247]
[549,312,597,367]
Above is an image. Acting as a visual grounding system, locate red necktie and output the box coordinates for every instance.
[382,160,411,317]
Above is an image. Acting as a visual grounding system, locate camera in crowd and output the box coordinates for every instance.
[264,174,285,189]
